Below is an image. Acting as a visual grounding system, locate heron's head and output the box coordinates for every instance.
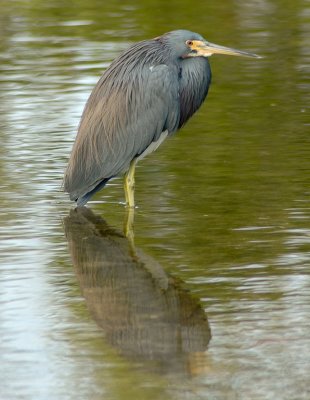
[162,30,261,60]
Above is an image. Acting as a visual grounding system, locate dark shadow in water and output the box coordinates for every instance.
[64,207,211,375]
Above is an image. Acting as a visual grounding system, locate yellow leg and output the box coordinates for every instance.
[124,159,136,208]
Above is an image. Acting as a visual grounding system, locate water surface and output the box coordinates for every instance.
[0,1,309,399]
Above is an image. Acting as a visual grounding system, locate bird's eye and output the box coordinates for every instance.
[186,40,193,46]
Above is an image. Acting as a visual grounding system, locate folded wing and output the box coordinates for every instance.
[64,63,180,201]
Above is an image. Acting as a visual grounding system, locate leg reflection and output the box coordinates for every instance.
[123,207,135,250]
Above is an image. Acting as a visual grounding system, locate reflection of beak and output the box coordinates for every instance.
[192,40,261,58]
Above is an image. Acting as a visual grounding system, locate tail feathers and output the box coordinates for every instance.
[75,178,110,206]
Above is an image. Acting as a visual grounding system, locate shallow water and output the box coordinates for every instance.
[0,1,309,399]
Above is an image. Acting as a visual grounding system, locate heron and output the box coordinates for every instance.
[64,30,260,208]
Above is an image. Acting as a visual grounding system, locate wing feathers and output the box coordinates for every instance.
[64,57,180,200]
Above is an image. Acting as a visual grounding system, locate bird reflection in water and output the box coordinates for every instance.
[64,207,211,376]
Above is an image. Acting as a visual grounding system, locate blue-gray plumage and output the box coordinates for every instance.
[64,30,260,207]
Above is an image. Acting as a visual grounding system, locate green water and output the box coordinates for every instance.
[0,1,309,399]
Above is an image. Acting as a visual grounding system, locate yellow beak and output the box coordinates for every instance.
[190,40,261,58]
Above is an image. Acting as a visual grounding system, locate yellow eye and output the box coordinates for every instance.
[186,40,193,46]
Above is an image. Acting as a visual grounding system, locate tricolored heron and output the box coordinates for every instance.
[64,30,260,207]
